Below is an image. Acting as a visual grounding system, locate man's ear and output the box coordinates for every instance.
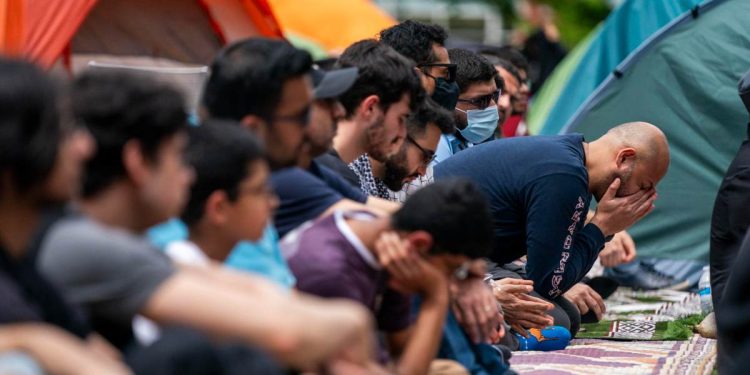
[122,140,149,187]
[357,95,380,122]
[406,230,433,255]
[615,148,637,170]
[204,190,230,225]
[240,115,269,142]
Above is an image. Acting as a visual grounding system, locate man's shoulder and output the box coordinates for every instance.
[285,223,363,295]
[39,216,164,270]
[272,167,327,188]
[315,152,347,171]
[313,162,367,202]
[315,152,361,187]
[44,216,142,251]
[283,216,344,262]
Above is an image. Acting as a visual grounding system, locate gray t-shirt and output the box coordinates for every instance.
[37,215,175,348]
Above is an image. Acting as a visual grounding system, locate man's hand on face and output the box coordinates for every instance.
[563,283,606,321]
[491,278,554,337]
[590,178,656,237]
[599,230,637,268]
[451,277,505,344]
[375,232,447,297]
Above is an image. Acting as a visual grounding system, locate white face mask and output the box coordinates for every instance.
[456,106,500,143]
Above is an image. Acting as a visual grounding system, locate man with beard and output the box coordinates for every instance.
[270,65,400,238]
[349,99,453,200]
[315,39,424,187]
[434,122,670,335]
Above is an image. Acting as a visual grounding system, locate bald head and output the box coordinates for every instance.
[603,121,669,172]
[588,122,670,199]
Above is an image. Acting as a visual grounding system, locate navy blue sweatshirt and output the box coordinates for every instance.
[434,134,605,298]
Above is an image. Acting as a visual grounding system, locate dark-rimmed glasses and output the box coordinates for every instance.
[418,63,457,83]
[407,135,436,166]
[272,104,312,127]
[457,89,501,110]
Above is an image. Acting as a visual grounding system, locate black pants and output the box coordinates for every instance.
[710,138,750,308]
[125,326,284,375]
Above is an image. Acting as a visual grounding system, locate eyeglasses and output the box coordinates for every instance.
[457,89,501,110]
[272,104,312,127]
[231,181,276,200]
[407,135,436,166]
[418,63,457,83]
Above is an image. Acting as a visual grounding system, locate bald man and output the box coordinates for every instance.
[434,122,669,334]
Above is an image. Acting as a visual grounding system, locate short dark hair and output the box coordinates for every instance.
[73,70,188,198]
[379,20,448,65]
[337,39,424,117]
[407,98,455,137]
[202,38,313,122]
[447,48,498,94]
[481,46,529,74]
[392,178,493,259]
[181,120,265,226]
[0,58,61,193]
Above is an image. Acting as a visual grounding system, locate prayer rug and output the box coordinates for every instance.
[509,334,716,374]
[576,289,704,341]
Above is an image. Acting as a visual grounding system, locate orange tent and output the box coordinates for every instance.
[268,0,396,54]
[0,0,284,69]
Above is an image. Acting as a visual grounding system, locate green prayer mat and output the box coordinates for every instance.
[576,289,704,341]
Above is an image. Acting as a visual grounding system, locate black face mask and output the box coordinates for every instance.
[432,78,460,111]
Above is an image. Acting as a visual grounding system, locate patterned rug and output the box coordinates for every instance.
[576,289,704,341]
[509,334,716,375]
[508,289,716,374]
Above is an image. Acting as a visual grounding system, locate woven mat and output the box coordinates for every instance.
[575,289,703,341]
[509,334,716,374]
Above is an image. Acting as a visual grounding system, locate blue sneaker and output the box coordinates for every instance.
[514,326,571,351]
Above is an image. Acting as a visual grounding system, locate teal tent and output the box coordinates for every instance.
[529,0,703,135]
[564,0,750,261]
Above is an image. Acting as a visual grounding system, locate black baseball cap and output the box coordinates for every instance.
[312,66,358,99]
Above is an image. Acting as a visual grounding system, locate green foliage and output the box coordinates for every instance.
[661,314,705,341]
[481,0,611,48]
[539,0,610,47]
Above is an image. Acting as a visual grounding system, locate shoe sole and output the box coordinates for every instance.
[662,279,692,291]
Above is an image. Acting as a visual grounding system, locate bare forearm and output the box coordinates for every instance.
[143,273,373,369]
[395,288,449,375]
[180,262,288,300]
[0,324,130,375]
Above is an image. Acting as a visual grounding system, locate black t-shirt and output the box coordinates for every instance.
[271,167,344,238]
[0,220,90,338]
[314,149,361,188]
[308,160,367,202]
[272,162,369,239]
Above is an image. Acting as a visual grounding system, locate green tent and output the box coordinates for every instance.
[528,0,703,135]
[564,0,750,261]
